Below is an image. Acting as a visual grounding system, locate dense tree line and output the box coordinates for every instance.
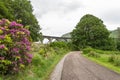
[116,27,120,50]
[71,14,115,50]
[0,0,41,41]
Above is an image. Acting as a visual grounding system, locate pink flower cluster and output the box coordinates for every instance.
[0,44,5,49]
[0,19,6,26]
[0,57,4,60]
[10,21,23,27]
[12,48,19,53]
[0,19,32,74]
[0,36,5,39]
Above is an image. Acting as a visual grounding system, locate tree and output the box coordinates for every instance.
[116,27,120,50]
[11,0,41,41]
[71,14,114,50]
[0,1,13,19]
[0,0,42,41]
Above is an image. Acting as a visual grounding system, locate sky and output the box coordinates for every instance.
[30,0,120,37]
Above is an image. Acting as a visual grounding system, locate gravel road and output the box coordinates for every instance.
[51,51,120,80]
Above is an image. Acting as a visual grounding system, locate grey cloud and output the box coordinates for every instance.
[30,0,82,17]
[61,1,82,13]
[102,9,120,24]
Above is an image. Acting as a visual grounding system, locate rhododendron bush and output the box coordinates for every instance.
[0,19,32,74]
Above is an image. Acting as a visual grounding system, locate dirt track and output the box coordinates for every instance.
[61,51,120,80]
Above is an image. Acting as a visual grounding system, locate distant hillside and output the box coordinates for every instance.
[61,32,71,42]
[62,29,118,39]
[109,29,119,38]
[62,32,71,38]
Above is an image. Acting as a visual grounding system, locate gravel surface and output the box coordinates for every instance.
[61,51,120,80]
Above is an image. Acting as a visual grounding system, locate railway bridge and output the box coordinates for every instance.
[42,35,71,43]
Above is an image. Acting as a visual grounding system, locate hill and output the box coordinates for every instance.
[62,32,71,38]
[109,29,119,39]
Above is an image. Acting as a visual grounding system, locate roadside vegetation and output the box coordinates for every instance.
[71,14,115,50]
[71,14,120,74]
[0,1,120,79]
[82,47,120,73]
[0,1,70,79]
[0,41,70,80]
[0,0,41,41]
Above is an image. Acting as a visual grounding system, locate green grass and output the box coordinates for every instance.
[33,53,67,80]
[0,53,68,80]
[83,53,120,74]
[0,45,69,80]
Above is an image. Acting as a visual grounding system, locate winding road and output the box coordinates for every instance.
[51,51,120,80]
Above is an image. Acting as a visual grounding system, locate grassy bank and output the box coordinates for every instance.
[83,47,120,74]
[0,42,69,80]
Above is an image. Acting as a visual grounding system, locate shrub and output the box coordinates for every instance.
[109,54,120,66]
[32,54,44,66]
[114,51,120,54]
[83,47,93,54]
[31,43,41,52]
[116,41,120,51]
[50,41,68,49]
[50,41,70,55]
[88,51,100,58]
[114,57,120,66]
[66,42,74,50]
[39,48,46,56]
[108,54,116,62]
[0,19,32,74]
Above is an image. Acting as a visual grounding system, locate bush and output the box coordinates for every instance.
[0,19,32,74]
[31,43,41,52]
[108,54,116,62]
[32,54,44,66]
[88,51,100,58]
[50,41,68,49]
[114,51,120,54]
[116,41,120,51]
[50,41,70,55]
[114,57,120,66]
[83,47,93,54]
[108,54,120,66]
[38,48,46,56]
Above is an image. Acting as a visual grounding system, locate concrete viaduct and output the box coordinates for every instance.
[42,35,71,43]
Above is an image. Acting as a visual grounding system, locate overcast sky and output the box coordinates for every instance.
[30,0,120,37]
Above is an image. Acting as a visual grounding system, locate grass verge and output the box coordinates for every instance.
[83,54,120,74]
[0,46,69,80]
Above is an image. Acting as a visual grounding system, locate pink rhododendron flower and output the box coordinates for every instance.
[0,19,31,74]
[0,44,5,49]
[10,21,16,26]
[10,21,23,27]
[0,57,4,60]
[0,27,5,30]
[27,53,33,59]
[0,35,5,39]
[26,58,32,63]
[26,46,30,50]
[22,38,30,45]
[20,28,30,35]
[0,19,6,25]
[12,48,19,53]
